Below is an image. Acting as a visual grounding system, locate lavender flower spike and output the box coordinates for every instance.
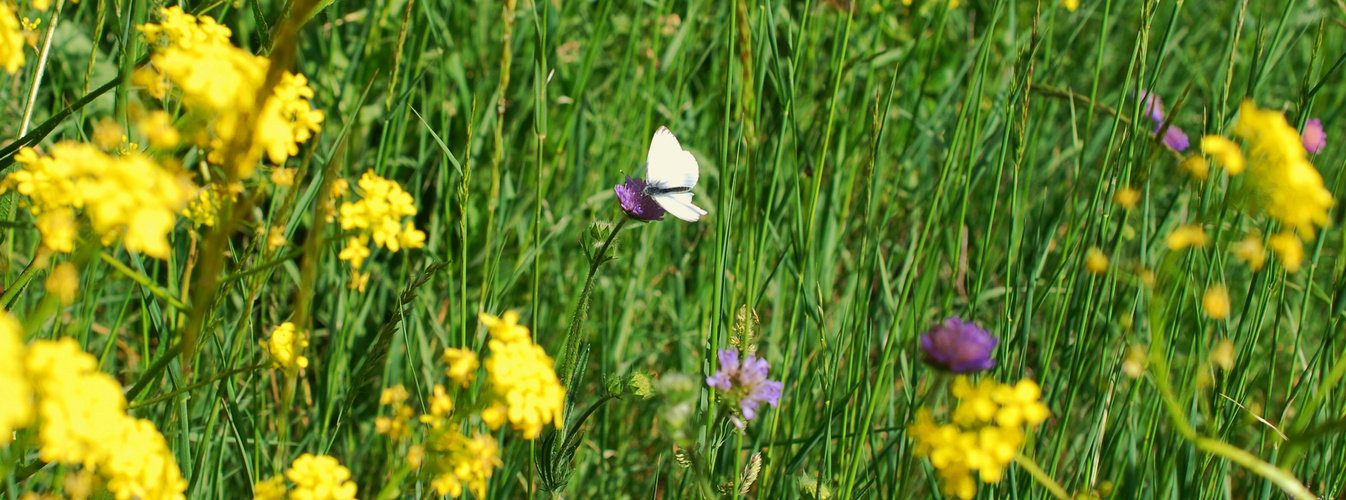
[919,317,998,373]
[707,348,784,430]
[1303,118,1326,154]
[614,176,666,221]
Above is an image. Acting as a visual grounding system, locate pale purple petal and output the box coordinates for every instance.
[919,316,998,373]
[1157,124,1190,152]
[1304,118,1326,154]
[614,176,666,221]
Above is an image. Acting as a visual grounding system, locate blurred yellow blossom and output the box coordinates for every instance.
[442,347,479,387]
[138,7,323,177]
[0,314,31,440]
[45,262,79,304]
[1269,232,1304,273]
[479,312,565,439]
[25,338,186,500]
[252,475,287,500]
[0,4,24,74]
[1062,0,1078,11]
[1180,156,1209,181]
[1122,345,1147,378]
[285,454,357,500]
[93,118,124,150]
[375,385,414,440]
[1202,285,1230,320]
[3,143,195,258]
[347,270,370,293]
[337,172,425,269]
[271,167,297,187]
[182,182,241,228]
[1112,187,1140,209]
[1201,136,1244,175]
[1232,235,1267,271]
[425,430,501,498]
[260,322,308,375]
[138,110,181,149]
[1165,224,1207,250]
[479,311,531,343]
[1231,100,1333,237]
[266,226,287,251]
[1084,247,1108,275]
[1210,340,1235,371]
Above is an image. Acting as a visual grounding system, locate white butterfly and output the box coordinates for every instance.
[642,126,708,222]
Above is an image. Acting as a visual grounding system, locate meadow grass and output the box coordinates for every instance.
[2,0,1346,498]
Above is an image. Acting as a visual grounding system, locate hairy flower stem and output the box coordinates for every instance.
[558,217,629,382]
[1012,454,1070,500]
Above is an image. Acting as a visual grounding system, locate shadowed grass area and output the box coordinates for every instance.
[1,0,1345,499]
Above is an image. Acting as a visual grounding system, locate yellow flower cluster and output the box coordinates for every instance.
[1196,100,1332,272]
[2,143,195,258]
[137,7,323,177]
[479,311,565,439]
[337,171,426,269]
[252,454,357,500]
[0,3,23,74]
[260,322,309,375]
[374,385,415,440]
[423,430,502,498]
[908,376,1050,500]
[1,315,186,500]
[182,181,242,228]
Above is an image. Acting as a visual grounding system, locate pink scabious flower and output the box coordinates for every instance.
[614,175,666,221]
[1303,118,1326,154]
[920,316,998,373]
[707,348,783,430]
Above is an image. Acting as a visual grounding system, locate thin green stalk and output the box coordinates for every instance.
[558,217,629,382]
[1013,454,1071,500]
[100,251,189,310]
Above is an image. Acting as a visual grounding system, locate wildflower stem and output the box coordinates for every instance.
[558,217,629,382]
[0,248,49,310]
[18,0,63,136]
[99,251,188,310]
[1012,454,1070,500]
[128,362,267,410]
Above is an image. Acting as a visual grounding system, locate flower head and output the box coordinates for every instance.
[337,171,425,269]
[919,317,998,373]
[706,348,784,430]
[1231,101,1333,237]
[0,314,31,440]
[1158,124,1190,152]
[1137,91,1164,123]
[614,175,666,221]
[260,322,309,375]
[1303,118,1326,154]
[286,454,357,500]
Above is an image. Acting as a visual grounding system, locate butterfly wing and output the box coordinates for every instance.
[645,126,699,190]
[652,192,707,222]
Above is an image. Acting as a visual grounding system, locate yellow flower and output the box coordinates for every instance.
[1084,247,1108,275]
[267,226,287,251]
[950,376,998,426]
[1062,0,1079,11]
[374,385,414,440]
[138,8,323,177]
[3,143,195,258]
[271,167,297,187]
[479,311,531,343]
[1232,235,1267,271]
[259,322,309,375]
[286,454,357,500]
[0,313,31,440]
[1180,155,1209,181]
[1231,100,1333,236]
[426,430,501,498]
[1112,187,1140,209]
[1201,135,1245,175]
[25,338,186,500]
[1210,339,1235,371]
[45,262,79,304]
[1202,285,1230,320]
[1165,224,1207,250]
[182,182,241,228]
[991,379,1051,428]
[484,338,566,439]
[441,347,479,387]
[1269,232,1304,273]
[1122,345,1147,379]
[0,3,24,74]
[138,110,181,149]
[252,475,287,500]
[347,270,370,293]
[428,384,453,417]
[337,172,425,268]
[93,118,125,150]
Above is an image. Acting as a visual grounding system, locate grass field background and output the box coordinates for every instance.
[3,0,1346,498]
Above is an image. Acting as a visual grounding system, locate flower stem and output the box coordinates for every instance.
[1013,454,1070,500]
[100,251,188,310]
[557,217,629,382]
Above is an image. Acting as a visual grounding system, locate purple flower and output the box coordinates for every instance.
[707,348,784,430]
[919,317,998,373]
[1137,91,1165,123]
[614,176,666,221]
[1303,118,1326,154]
[1157,123,1190,152]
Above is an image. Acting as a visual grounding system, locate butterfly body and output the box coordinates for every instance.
[644,126,708,222]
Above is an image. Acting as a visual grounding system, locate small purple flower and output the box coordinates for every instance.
[919,317,998,373]
[1303,118,1326,154]
[1157,123,1190,152]
[1137,91,1165,123]
[614,176,666,221]
[707,348,784,430]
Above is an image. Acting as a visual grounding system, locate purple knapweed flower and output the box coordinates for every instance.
[1157,123,1190,152]
[1303,118,1326,154]
[919,316,998,373]
[1137,91,1165,123]
[707,348,784,430]
[614,175,666,221]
